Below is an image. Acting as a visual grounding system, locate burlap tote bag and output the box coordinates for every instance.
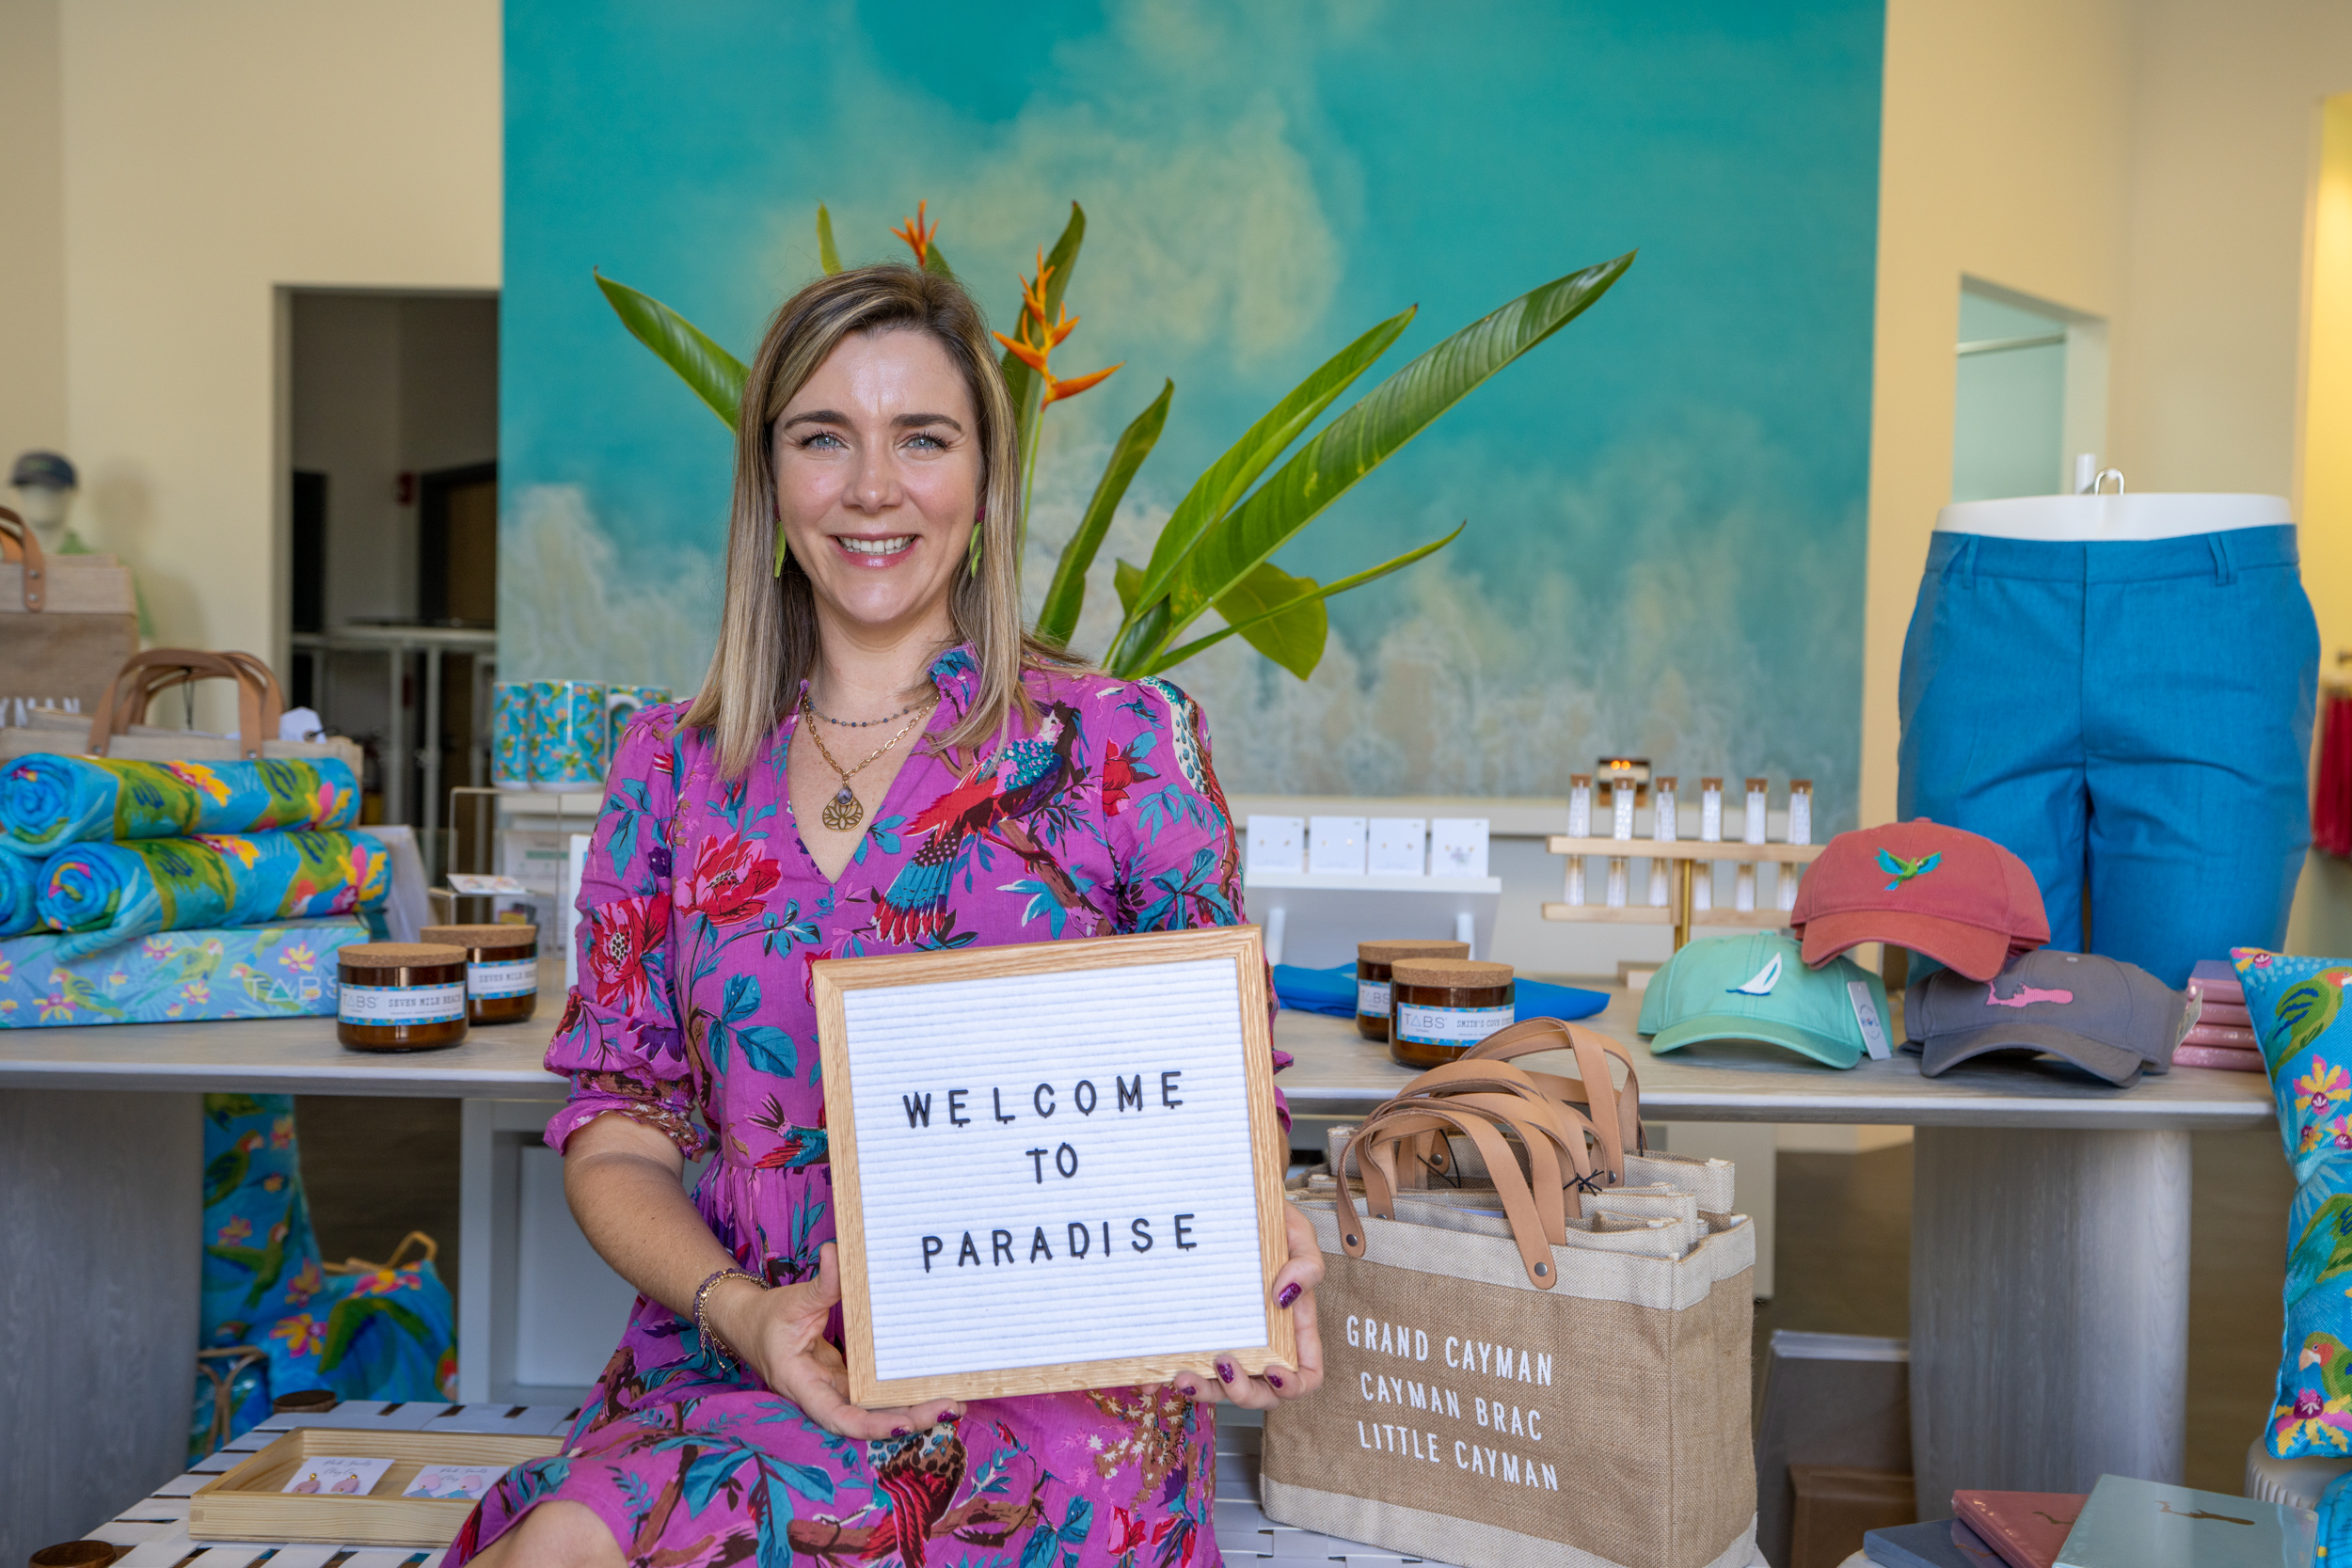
[0,505,138,727]
[1263,1047,1756,1568]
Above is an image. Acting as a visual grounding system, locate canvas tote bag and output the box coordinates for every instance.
[0,505,139,726]
[0,648,363,774]
[1263,1022,1756,1568]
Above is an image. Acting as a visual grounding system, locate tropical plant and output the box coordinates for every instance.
[596,201,1631,680]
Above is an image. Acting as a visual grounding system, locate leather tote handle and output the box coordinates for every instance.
[1462,1018,1645,1180]
[0,506,44,610]
[1372,1059,1610,1197]
[1339,1097,1567,1289]
[88,648,284,760]
[1355,1090,1598,1236]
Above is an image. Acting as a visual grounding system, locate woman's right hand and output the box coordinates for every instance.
[705,1241,963,1440]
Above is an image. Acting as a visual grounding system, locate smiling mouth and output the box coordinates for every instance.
[835,535,915,560]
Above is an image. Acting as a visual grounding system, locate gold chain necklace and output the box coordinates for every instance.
[799,694,934,831]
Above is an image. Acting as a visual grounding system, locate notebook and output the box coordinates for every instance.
[1862,1518,2005,1568]
[1953,1490,2086,1568]
[2053,1474,2314,1567]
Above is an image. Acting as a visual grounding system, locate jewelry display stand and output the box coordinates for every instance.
[1544,775,1823,951]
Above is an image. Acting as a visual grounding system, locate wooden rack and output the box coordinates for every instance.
[1542,837,1827,950]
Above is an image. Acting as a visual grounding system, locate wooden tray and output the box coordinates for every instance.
[189,1427,563,1546]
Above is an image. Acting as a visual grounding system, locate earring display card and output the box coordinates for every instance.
[1365,817,1428,876]
[1429,818,1491,879]
[1307,816,1369,875]
[1246,816,1306,874]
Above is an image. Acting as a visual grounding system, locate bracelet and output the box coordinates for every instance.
[691,1266,764,1375]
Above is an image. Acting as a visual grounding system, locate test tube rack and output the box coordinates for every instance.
[1543,774,1823,951]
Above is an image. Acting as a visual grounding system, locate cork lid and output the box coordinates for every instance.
[1391,958,1515,989]
[421,923,538,950]
[1359,939,1471,963]
[339,942,467,971]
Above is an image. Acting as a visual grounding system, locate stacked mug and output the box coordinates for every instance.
[492,681,671,791]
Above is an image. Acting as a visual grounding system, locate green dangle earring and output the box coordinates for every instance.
[966,499,986,578]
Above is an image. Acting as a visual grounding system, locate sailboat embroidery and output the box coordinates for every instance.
[1727,953,1782,996]
[2155,1500,2252,1525]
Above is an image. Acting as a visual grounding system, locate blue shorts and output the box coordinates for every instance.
[1897,525,2317,987]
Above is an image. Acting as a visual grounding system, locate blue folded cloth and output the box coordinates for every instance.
[1273,962,1607,1022]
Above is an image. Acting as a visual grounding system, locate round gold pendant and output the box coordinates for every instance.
[821,785,865,832]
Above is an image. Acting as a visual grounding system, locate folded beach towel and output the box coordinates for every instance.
[37,830,389,958]
[0,754,358,852]
[0,846,35,938]
[1272,961,1608,1023]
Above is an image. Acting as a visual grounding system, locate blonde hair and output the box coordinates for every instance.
[683,263,1080,777]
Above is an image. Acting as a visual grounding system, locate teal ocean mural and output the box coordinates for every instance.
[502,0,1884,823]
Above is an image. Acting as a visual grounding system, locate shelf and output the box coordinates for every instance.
[1546,835,1825,863]
[1244,871,1502,895]
[1541,902,1794,930]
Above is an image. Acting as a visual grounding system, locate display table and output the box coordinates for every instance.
[0,973,2276,1549]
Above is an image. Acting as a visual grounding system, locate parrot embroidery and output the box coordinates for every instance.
[863,1424,967,1566]
[873,703,1084,945]
[2274,969,2352,1064]
[1875,848,1941,891]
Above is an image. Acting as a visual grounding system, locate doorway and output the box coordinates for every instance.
[282,290,498,857]
[1951,277,2108,500]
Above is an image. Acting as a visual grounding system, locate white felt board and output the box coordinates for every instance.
[840,955,1271,1383]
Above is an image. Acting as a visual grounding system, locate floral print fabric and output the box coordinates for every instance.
[0,754,359,851]
[451,648,1267,1567]
[34,828,389,958]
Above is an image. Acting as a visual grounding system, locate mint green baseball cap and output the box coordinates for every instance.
[1637,931,1890,1069]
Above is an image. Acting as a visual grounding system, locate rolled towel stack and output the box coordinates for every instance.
[2179,958,2263,1070]
[37,831,389,958]
[0,754,358,851]
[0,754,387,957]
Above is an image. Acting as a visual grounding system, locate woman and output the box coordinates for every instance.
[455,263,1324,1567]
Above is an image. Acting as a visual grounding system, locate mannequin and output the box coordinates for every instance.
[11,449,152,636]
[9,450,81,556]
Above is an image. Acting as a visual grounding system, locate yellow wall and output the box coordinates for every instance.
[2305,96,2352,689]
[1860,0,2133,829]
[55,0,501,700]
[0,0,67,468]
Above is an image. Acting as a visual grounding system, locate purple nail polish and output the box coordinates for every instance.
[1216,1361,1236,1383]
[892,1427,908,1437]
[1277,1283,1301,1309]
[1267,1372,1285,1389]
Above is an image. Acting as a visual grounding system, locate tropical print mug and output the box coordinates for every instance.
[528,680,612,792]
[491,684,532,790]
[604,686,672,757]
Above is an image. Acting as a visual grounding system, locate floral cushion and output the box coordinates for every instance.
[2236,950,2352,1457]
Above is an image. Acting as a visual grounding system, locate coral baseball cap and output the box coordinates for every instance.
[1907,948,2190,1087]
[1790,819,2048,982]
[1637,931,1891,1069]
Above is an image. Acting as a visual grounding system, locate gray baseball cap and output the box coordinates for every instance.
[1906,948,2190,1086]
[10,451,75,489]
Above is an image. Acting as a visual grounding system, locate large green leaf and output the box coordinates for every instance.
[1211,561,1327,679]
[596,271,746,428]
[1121,308,1414,646]
[1001,204,1087,451]
[1114,558,1145,615]
[1037,379,1172,646]
[816,205,842,275]
[1134,523,1466,676]
[1143,253,1633,664]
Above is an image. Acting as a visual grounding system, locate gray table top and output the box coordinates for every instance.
[0,967,2278,1132]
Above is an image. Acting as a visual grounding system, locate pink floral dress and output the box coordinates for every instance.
[450,646,1277,1568]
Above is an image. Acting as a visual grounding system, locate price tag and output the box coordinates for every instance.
[1848,981,1891,1060]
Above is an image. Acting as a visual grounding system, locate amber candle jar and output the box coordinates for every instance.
[1354,940,1471,1041]
[421,922,541,1025]
[336,942,469,1051]
[1389,958,1517,1067]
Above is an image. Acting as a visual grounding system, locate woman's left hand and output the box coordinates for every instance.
[1177,1198,1326,1409]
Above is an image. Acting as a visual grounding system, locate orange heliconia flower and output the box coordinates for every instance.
[890,200,938,267]
[992,247,1120,408]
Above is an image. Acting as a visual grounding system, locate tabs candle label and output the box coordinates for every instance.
[1359,980,1391,1017]
[340,982,466,1024]
[1395,1003,1516,1046]
[468,958,536,1000]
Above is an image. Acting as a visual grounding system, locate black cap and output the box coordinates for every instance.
[10,451,75,490]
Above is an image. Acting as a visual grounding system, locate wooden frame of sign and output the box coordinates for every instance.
[814,925,1295,1407]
